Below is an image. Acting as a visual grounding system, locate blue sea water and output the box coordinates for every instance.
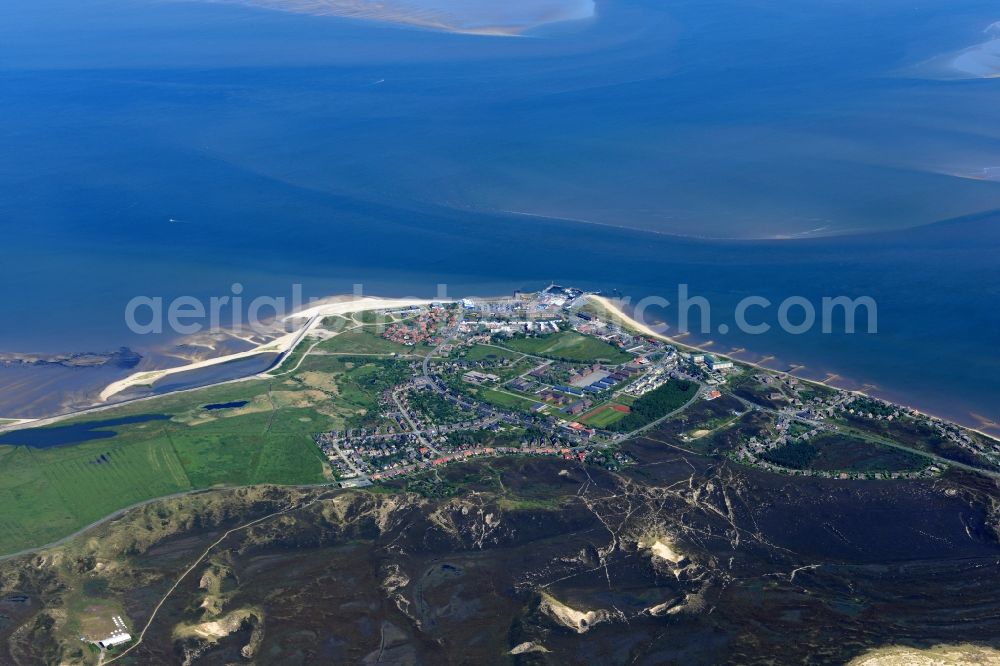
[148,354,279,395]
[0,0,999,429]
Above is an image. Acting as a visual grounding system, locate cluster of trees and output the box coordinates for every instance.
[346,358,411,392]
[847,397,896,418]
[342,358,413,428]
[762,441,818,469]
[406,477,460,499]
[608,380,695,432]
[409,389,469,424]
[447,428,507,448]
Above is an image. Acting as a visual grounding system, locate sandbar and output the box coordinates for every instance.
[98,296,439,401]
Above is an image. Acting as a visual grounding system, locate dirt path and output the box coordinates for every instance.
[105,491,334,664]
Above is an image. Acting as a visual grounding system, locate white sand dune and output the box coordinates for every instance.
[538,593,608,634]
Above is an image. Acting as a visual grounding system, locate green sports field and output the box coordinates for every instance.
[578,404,629,428]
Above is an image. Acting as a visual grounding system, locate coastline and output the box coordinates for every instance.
[584,295,1000,444]
[1,291,996,445]
[0,290,997,559]
[96,296,441,402]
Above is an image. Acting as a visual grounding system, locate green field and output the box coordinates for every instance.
[462,344,524,363]
[270,337,312,374]
[350,309,397,328]
[0,356,379,555]
[478,388,541,412]
[315,326,416,356]
[501,331,632,364]
[297,355,410,429]
[579,404,629,428]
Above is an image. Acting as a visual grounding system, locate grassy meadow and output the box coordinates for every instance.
[0,350,409,555]
[501,331,632,364]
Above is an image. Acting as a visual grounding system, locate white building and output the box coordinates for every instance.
[463,371,500,385]
[98,632,132,649]
[706,356,733,371]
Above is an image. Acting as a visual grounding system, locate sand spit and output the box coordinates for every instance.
[951,39,1000,78]
[0,419,36,429]
[645,599,685,616]
[910,22,1000,80]
[178,0,596,36]
[98,296,439,401]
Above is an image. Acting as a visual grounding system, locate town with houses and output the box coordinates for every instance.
[7,285,1000,662]
[312,286,1000,489]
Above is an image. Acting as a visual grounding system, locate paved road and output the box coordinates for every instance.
[104,488,339,665]
[269,319,362,377]
[732,394,1000,480]
[621,380,705,441]
[392,390,443,456]
[0,481,340,562]
[0,315,325,435]
[320,435,368,480]
[422,309,465,383]
[479,342,548,363]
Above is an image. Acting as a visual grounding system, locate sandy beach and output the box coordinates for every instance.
[5,291,992,444]
[585,295,1000,442]
[98,296,440,402]
[588,293,879,386]
[589,294,892,392]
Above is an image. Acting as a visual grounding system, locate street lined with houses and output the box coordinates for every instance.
[303,287,1000,488]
